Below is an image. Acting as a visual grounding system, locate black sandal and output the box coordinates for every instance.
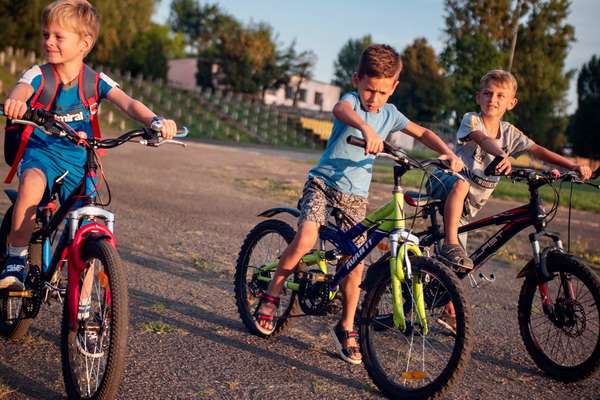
[253,292,280,336]
[330,322,362,365]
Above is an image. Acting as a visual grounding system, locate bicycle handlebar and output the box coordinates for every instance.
[0,104,188,149]
[346,135,451,170]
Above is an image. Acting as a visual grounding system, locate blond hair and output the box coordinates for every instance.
[357,44,402,79]
[480,69,518,94]
[42,0,99,46]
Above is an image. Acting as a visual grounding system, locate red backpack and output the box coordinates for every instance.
[4,63,102,183]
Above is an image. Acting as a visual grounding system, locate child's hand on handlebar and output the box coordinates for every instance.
[439,154,464,173]
[160,118,177,139]
[495,154,512,175]
[574,165,592,180]
[4,98,28,120]
[361,125,384,155]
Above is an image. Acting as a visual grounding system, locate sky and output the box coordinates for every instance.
[153,0,600,112]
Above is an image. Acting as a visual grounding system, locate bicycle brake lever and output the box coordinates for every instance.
[139,138,186,148]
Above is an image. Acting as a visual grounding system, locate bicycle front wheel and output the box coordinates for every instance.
[61,239,128,400]
[234,219,299,337]
[360,256,472,399]
[518,250,600,382]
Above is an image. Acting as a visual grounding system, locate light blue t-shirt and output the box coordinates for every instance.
[18,65,118,169]
[308,92,410,197]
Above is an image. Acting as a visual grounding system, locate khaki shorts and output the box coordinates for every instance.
[298,177,368,244]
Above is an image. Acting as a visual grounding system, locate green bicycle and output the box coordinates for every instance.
[234,136,472,399]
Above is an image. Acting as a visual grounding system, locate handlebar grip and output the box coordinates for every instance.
[174,126,189,138]
[346,135,366,148]
[484,155,504,176]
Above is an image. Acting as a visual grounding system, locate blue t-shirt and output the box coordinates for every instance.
[18,65,118,169]
[308,92,410,197]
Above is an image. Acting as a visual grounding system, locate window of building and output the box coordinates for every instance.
[298,89,307,103]
[285,86,293,99]
[314,91,323,106]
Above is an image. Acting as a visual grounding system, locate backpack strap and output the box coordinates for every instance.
[79,64,101,140]
[4,64,60,183]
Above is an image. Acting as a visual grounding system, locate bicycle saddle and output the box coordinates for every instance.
[404,191,442,207]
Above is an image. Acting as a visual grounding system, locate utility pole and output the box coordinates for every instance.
[507,0,523,72]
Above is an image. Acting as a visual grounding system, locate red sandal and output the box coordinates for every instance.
[330,321,362,365]
[253,292,280,336]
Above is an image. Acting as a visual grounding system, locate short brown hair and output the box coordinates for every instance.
[42,0,99,47]
[480,69,518,93]
[357,44,402,79]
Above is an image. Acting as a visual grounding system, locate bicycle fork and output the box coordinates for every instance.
[389,230,428,334]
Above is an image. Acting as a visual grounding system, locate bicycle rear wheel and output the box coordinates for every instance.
[518,250,600,382]
[61,239,128,400]
[234,219,299,337]
[0,206,33,340]
[359,256,472,399]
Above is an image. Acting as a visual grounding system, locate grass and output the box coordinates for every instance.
[372,166,600,213]
[141,320,174,334]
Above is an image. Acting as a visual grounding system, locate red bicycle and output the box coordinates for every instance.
[0,107,186,399]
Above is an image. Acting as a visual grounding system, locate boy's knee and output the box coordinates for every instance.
[452,179,470,195]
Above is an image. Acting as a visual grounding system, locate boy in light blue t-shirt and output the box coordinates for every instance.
[254,44,464,365]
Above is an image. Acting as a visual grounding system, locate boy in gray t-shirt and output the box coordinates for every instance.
[429,70,591,273]
[428,69,591,334]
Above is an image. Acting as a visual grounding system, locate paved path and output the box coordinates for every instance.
[0,141,598,399]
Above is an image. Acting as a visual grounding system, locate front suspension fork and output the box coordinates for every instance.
[389,234,427,334]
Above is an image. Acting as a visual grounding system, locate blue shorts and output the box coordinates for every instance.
[426,169,470,247]
[19,149,84,205]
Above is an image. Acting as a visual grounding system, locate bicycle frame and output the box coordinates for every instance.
[257,165,428,333]
[16,149,116,330]
[418,178,561,278]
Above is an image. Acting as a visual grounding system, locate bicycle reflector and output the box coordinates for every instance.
[401,371,428,380]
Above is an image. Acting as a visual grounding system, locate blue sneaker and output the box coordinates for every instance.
[0,256,29,290]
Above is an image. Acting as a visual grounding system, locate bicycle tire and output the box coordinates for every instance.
[0,206,33,340]
[234,219,300,338]
[360,256,472,399]
[61,239,128,400]
[518,250,600,382]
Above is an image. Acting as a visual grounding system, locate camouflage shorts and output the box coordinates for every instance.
[298,177,368,244]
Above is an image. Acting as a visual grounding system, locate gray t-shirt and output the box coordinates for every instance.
[456,112,534,217]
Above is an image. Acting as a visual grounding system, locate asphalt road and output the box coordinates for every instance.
[0,140,599,399]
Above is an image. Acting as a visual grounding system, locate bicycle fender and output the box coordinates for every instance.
[4,189,17,204]
[257,207,300,219]
[67,223,116,331]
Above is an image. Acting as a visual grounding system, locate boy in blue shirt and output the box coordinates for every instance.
[0,0,177,290]
[255,44,464,364]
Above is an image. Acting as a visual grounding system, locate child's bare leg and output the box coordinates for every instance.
[256,221,319,331]
[8,169,46,246]
[339,260,364,361]
[443,179,469,245]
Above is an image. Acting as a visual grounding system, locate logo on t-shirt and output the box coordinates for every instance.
[55,111,85,123]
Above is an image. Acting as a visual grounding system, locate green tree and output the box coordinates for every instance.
[510,0,575,150]
[168,0,224,54]
[0,0,46,54]
[391,38,449,122]
[442,0,575,150]
[123,24,185,80]
[90,0,157,67]
[568,55,600,158]
[332,35,373,93]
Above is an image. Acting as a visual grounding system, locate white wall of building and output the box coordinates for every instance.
[264,76,341,112]
[167,59,341,112]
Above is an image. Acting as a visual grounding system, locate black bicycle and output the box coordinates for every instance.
[407,159,600,382]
